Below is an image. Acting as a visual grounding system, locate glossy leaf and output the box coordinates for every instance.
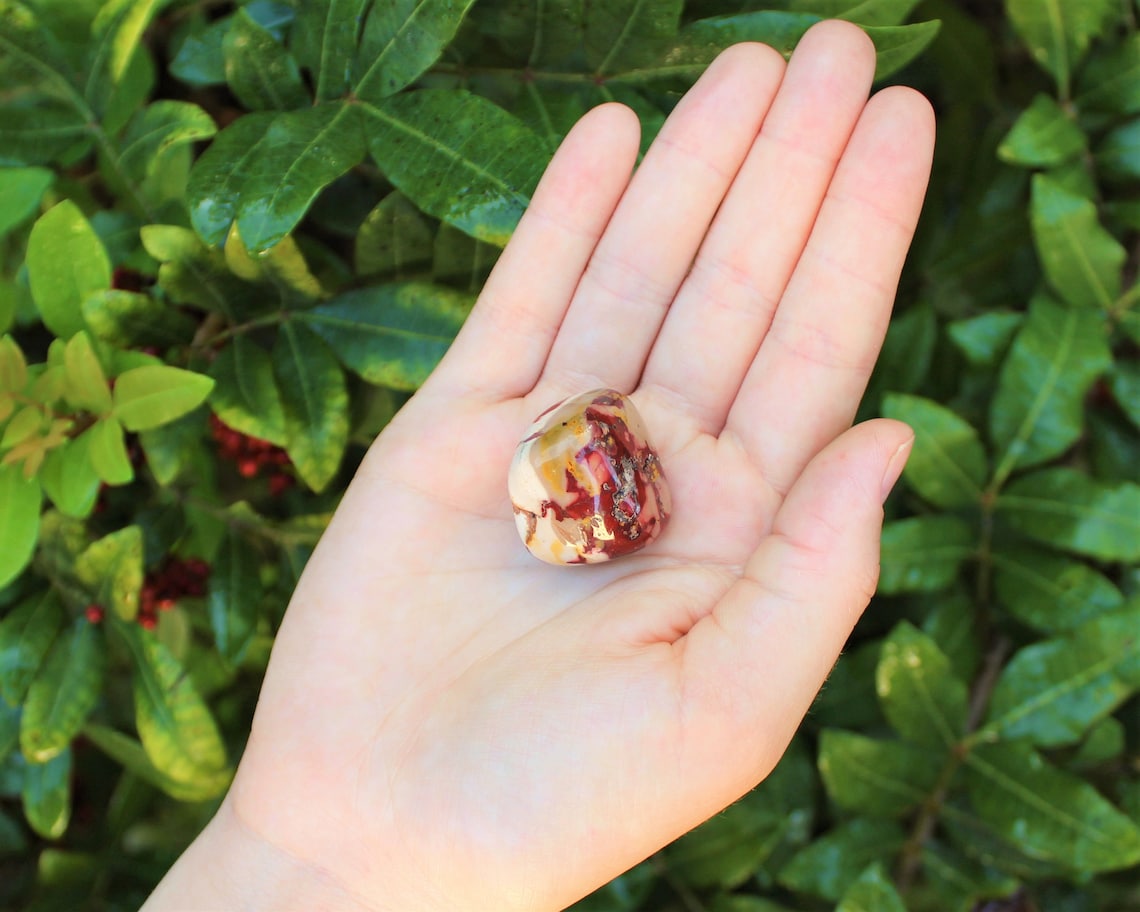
[946,311,1022,367]
[85,0,163,115]
[882,393,986,508]
[299,282,471,391]
[83,723,230,802]
[864,20,941,80]
[1077,32,1140,114]
[84,417,133,485]
[778,818,905,902]
[0,166,52,236]
[235,103,366,253]
[355,0,479,100]
[208,337,287,446]
[1110,359,1140,430]
[26,200,111,339]
[208,529,262,663]
[919,840,1019,912]
[877,621,968,748]
[62,331,112,415]
[818,730,942,818]
[992,546,1124,633]
[75,525,143,622]
[989,294,1111,475]
[21,748,71,839]
[878,515,974,594]
[996,468,1140,562]
[0,464,41,588]
[998,94,1086,167]
[122,624,230,787]
[980,608,1140,747]
[222,225,323,302]
[273,321,348,492]
[37,438,100,520]
[835,863,906,912]
[964,741,1140,872]
[362,89,548,246]
[788,0,921,27]
[82,289,197,349]
[19,619,104,762]
[1030,175,1125,310]
[186,112,276,246]
[117,101,217,183]
[0,104,90,166]
[291,0,368,101]
[0,591,64,707]
[223,9,308,111]
[355,191,435,278]
[584,0,684,76]
[1005,0,1116,94]
[112,365,215,432]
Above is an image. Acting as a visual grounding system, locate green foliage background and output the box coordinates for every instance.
[0,0,1138,909]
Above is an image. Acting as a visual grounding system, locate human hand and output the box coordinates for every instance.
[143,20,934,912]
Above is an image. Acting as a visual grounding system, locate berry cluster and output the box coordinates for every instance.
[210,415,294,496]
[137,557,211,630]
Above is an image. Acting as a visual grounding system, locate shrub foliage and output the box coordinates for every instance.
[0,0,1138,909]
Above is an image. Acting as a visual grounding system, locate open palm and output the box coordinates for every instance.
[144,21,934,912]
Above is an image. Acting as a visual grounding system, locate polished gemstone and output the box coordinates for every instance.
[508,389,671,565]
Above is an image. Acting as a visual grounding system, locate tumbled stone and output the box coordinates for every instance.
[508,388,671,565]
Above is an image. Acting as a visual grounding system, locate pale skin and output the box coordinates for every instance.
[143,21,935,912]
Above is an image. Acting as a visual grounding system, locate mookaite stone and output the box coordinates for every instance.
[508,389,671,565]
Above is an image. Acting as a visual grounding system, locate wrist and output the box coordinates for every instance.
[140,798,381,912]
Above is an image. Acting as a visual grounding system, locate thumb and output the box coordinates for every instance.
[677,418,913,801]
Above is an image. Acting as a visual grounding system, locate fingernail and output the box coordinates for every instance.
[880,435,914,503]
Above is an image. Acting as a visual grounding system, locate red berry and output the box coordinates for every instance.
[268,472,294,497]
[85,604,104,624]
[157,598,177,612]
[139,613,157,630]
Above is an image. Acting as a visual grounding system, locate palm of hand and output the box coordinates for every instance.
[225,22,934,912]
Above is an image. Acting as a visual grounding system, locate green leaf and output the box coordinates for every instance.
[786,0,921,27]
[835,863,906,912]
[299,282,471,390]
[947,312,1022,367]
[0,335,26,392]
[85,0,163,116]
[84,417,133,485]
[778,818,905,902]
[877,621,968,748]
[992,546,1124,633]
[811,641,884,731]
[583,0,684,76]
[82,289,198,349]
[140,224,251,317]
[0,464,41,588]
[996,468,1140,562]
[1109,359,1140,430]
[964,741,1140,872]
[138,407,206,487]
[922,589,982,684]
[0,591,64,706]
[979,608,1140,747]
[116,100,217,184]
[989,294,1110,475]
[75,525,143,622]
[186,112,276,246]
[235,103,366,253]
[1030,175,1125,310]
[208,530,262,663]
[25,200,111,339]
[818,730,942,818]
[0,166,52,236]
[1005,0,1116,95]
[0,103,90,167]
[273,321,348,492]
[291,0,368,101]
[62,331,112,414]
[878,516,974,595]
[38,435,101,519]
[0,700,18,760]
[362,89,549,246]
[882,394,986,508]
[919,840,1019,912]
[864,20,941,80]
[112,365,215,432]
[21,748,71,839]
[997,94,1086,167]
[1077,33,1140,114]
[208,337,287,446]
[223,9,308,111]
[1094,119,1140,183]
[121,624,230,786]
[83,723,228,801]
[19,618,104,762]
[355,0,480,100]
[355,192,434,277]
[222,224,323,303]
